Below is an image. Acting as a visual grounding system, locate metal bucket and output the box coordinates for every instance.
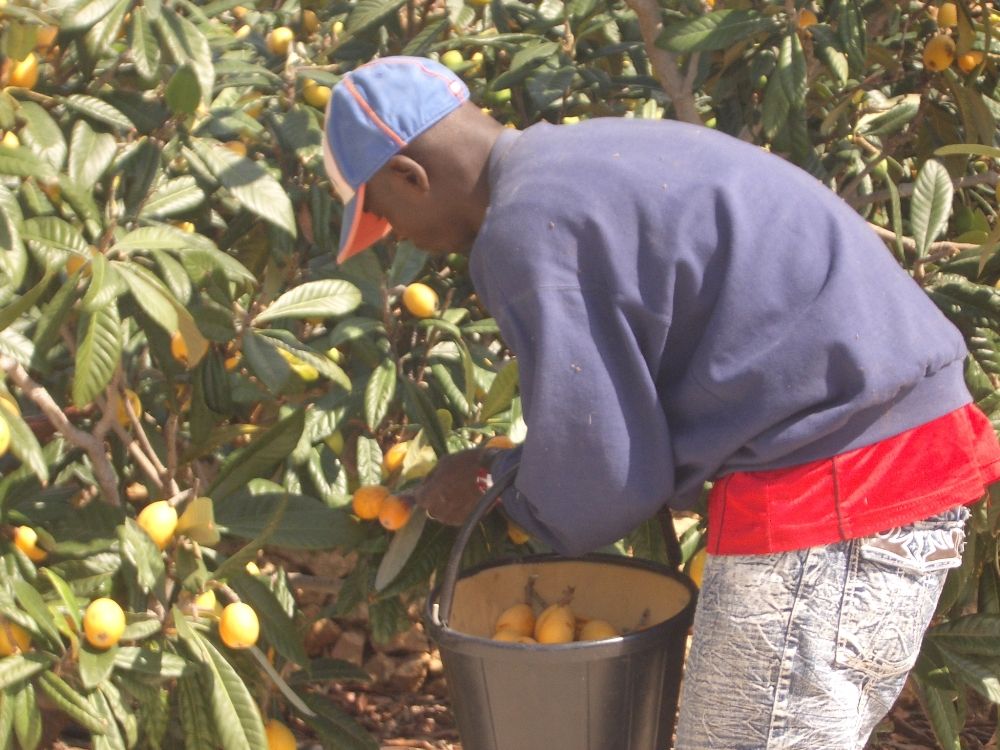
[424,470,697,750]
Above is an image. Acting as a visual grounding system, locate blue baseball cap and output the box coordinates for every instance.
[322,56,470,263]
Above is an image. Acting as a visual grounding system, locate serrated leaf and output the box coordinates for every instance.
[129,7,161,83]
[657,10,778,53]
[174,623,268,750]
[207,408,306,500]
[364,358,397,430]
[189,139,295,235]
[178,673,217,750]
[165,65,201,116]
[761,75,791,140]
[913,675,961,750]
[37,672,108,737]
[113,225,211,254]
[254,280,362,324]
[0,329,32,369]
[374,508,427,591]
[230,574,308,665]
[355,436,383,487]
[215,491,363,550]
[0,184,26,292]
[73,306,121,407]
[910,159,954,258]
[64,95,135,133]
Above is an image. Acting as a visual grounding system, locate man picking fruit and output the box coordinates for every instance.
[322,56,1000,749]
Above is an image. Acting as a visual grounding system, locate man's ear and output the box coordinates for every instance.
[385,155,430,194]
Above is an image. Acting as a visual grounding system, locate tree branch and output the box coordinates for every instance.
[626,0,702,125]
[0,356,121,504]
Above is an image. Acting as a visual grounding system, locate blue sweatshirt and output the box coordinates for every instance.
[469,119,971,557]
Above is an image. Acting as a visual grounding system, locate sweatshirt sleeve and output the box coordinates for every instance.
[489,285,674,557]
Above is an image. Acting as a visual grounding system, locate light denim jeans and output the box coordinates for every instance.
[675,506,969,750]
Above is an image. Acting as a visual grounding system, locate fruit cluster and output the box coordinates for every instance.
[491,593,622,645]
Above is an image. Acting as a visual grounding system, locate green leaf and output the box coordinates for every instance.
[913,674,961,750]
[12,681,40,750]
[175,623,268,750]
[288,658,372,685]
[761,75,791,140]
[118,519,166,595]
[777,31,807,110]
[364,358,397,430]
[937,648,1000,702]
[72,306,121,408]
[19,101,66,171]
[114,646,190,678]
[188,139,296,236]
[12,581,60,647]
[0,654,53,691]
[42,568,81,632]
[480,359,518,420]
[129,8,161,83]
[0,146,56,180]
[299,692,378,750]
[208,409,306,500]
[113,225,212,254]
[374,507,427,592]
[83,0,130,58]
[241,330,294,394]
[0,185,26,293]
[68,121,118,187]
[61,0,121,31]
[79,642,119,690]
[927,613,1000,655]
[254,280,362,324]
[114,262,179,334]
[657,10,778,53]
[355,436,383,487]
[215,490,364,550]
[0,271,53,336]
[857,95,920,137]
[401,378,447,457]
[64,95,135,133]
[20,218,89,256]
[910,159,953,258]
[165,65,201,116]
[139,176,206,219]
[934,144,1000,159]
[38,671,108,735]
[345,0,408,35]
[156,8,214,106]
[230,574,308,665]
[91,687,129,750]
[178,673,218,750]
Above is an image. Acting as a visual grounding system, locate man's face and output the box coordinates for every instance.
[363,163,474,255]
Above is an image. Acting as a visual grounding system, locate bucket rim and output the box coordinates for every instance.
[424,551,697,660]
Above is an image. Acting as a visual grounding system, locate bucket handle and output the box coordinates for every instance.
[431,465,683,630]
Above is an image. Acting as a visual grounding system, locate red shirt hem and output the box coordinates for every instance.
[707,404,1000,555]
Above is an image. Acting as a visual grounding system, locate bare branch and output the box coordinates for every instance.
[0,355,121,504]
[625,0,702,125]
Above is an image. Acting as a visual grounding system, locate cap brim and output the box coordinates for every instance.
[337,183,392,263]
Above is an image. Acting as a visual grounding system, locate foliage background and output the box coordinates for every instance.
[0,0,996,745]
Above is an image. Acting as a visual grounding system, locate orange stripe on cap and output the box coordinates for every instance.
[344,78,407,148]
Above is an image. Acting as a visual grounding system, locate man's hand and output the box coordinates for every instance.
[403,447,498,526]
